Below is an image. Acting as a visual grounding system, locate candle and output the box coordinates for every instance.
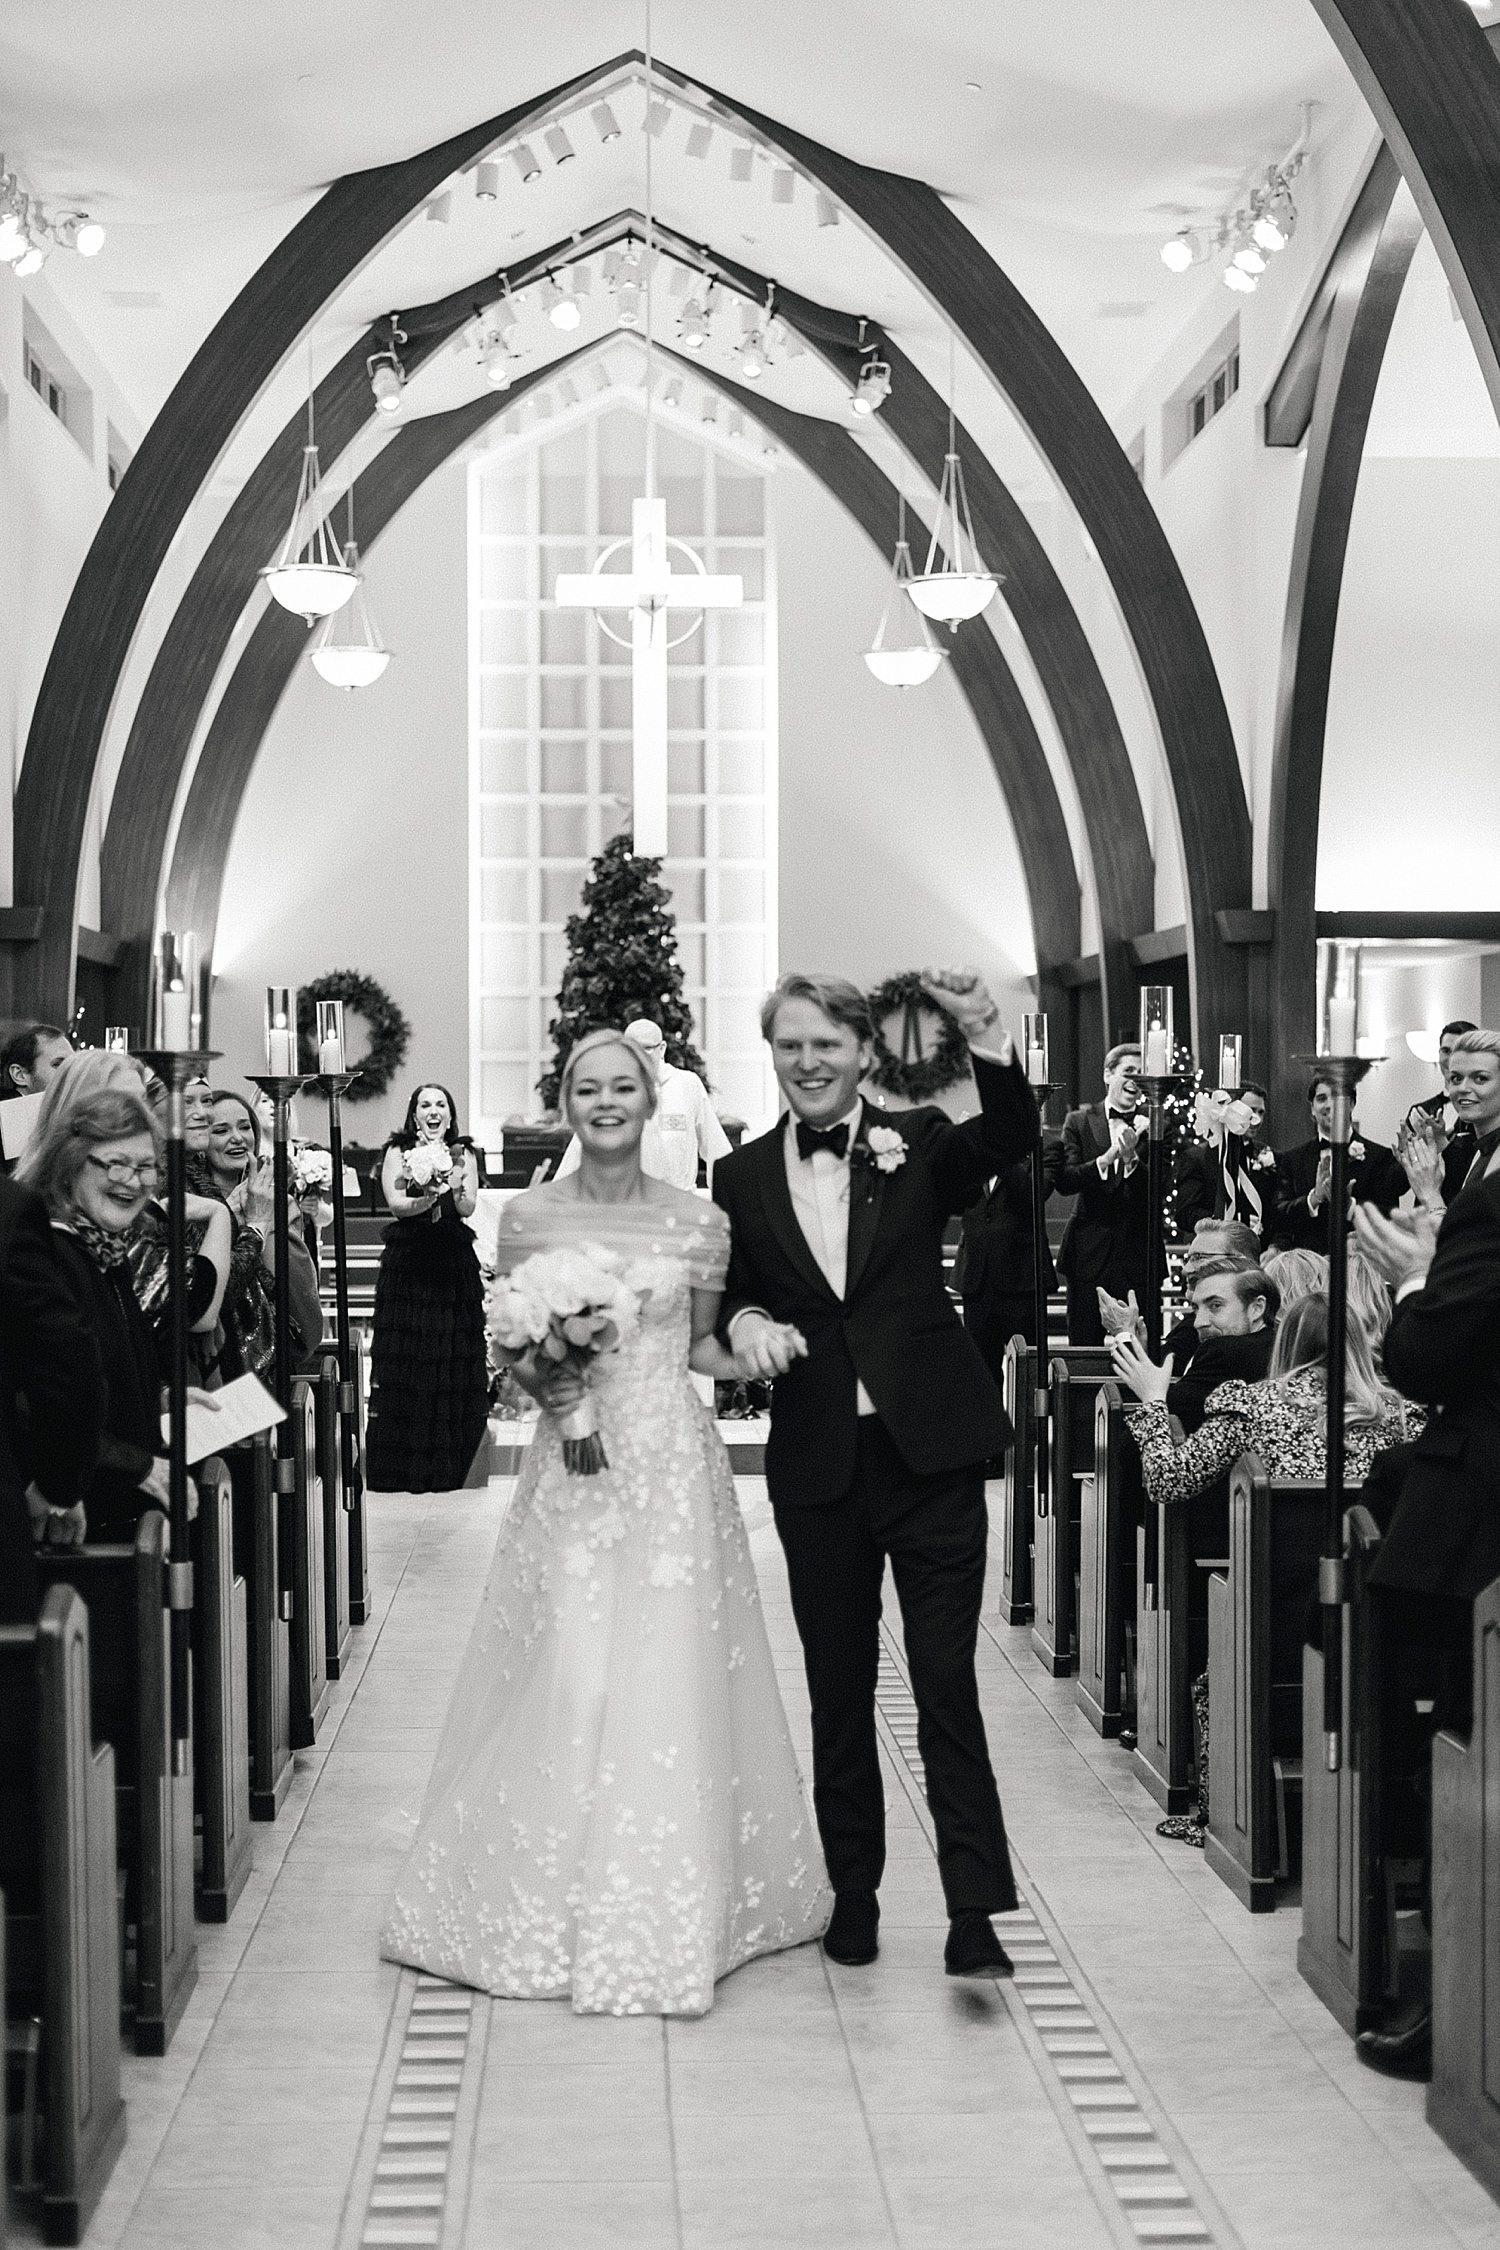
[1142,1025,1169,1076]
[268,1027,293,1074]
[1326,997,1357,1057]
[1021,1011,1049,1088]
[1138,985,1174,1079]
[265,985,297,1077]
[104,1026,130,1053]
[1218,1034,1242,1093]
[316,999,345,1075]
[162,987,191,1050]
[1317,940,1362,1058]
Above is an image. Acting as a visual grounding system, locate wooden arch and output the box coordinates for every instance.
[165,344,1081,1068]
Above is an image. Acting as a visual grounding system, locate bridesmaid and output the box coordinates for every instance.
[366,1083,489,1493]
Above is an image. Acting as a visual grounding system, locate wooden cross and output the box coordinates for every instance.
[554,496,742,857]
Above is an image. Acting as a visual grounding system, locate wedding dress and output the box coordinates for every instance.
[381,1192,831,2016]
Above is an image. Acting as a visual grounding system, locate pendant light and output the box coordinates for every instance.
[864,499,949,688]
[261,386,359,621]
[906,337,999,628]
[309,496,391,688]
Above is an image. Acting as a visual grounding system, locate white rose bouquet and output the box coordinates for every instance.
[291,1143,334,1202]
[402,1139,455,1200]
[487,1243,641,1474]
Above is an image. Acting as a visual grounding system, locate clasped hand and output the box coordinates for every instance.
[506,1345,587,1415]
[732,1315,809,1382]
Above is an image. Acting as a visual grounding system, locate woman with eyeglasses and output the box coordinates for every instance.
[15,1085,176,1543]
[188,1089,323,1383]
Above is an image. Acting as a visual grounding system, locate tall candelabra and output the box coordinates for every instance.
[250,988,313,1617]
[1135,987,1185,1361]
[1021,1015,1058,1512]
[312,999,368,1622]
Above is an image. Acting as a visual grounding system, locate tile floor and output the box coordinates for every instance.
[15,1477,1500,2250]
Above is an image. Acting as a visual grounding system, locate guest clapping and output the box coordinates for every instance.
[1272,1069,1403,1252]
[191,1090,323,1381]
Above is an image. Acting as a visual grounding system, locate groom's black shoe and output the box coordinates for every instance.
[823,1890,880,1966]
[945,1912,1014,1979]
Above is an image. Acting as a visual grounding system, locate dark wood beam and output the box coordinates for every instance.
[74,928,124,969]
[1127,927,1187,969]
[0,907,44,944]
[1265,142,1423,1134]
[1216,909,1276,947]
[1316,912,1500,943]
[1264,147,1403,449]
[9,57,629,1020]
[711,82,1249,1059]
[1057,954,1102,990]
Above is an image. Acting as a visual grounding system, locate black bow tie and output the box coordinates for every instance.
[796,1120,849,1163]
[1106,1109,1135,1124]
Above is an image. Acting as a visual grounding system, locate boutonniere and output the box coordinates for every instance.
[863,1125,908,1175]
[1252,1147,1276,1172]
[1349,1139,1366,1164]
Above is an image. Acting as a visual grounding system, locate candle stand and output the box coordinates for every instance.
[139,1046,220,1775]
[316,1070,369,1622]
[248,1074,315,1617]
[1294,1049,1372,1773]
[1135,1072,1191,1361]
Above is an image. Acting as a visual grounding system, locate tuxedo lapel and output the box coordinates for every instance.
[754,1127,839,1304]
[844,1127,887,1301]
[1083,1104,1111,1162]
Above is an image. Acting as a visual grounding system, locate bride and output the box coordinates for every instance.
[381,1028,831,2015]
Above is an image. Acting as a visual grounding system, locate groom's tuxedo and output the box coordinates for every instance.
[713,1047,1037,1920]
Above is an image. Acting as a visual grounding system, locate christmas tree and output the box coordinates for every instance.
[539,833,708,1112]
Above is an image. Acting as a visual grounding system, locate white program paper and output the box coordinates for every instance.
[0,1090,46,1161]
[162,1372,286,1466]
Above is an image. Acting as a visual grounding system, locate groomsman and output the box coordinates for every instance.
[1271,1067,1404,1253]
[955,1129,1061,1369]
[1174,1081,1279,1245]
[1056,1042,1149,1345]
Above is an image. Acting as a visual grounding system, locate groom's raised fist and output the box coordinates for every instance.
[919,967,1011,1058]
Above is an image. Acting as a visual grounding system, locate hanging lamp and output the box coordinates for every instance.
[864,500,948,687]
[906,339,1000,628]
[261,389,359,621]
[309,500,391,687]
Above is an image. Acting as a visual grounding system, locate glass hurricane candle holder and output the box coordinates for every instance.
[155,931,196,1051]
[1138,986,1174,1079]
[1317,941,1362,1058]
[1217,1034,1242,1093]
[265,985,298,1076]
[104,1026,130,1053]
[1021,1011,1050,1088]
[316,999,345,1076]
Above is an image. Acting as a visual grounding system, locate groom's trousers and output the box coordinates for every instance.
[773,1416,1017,1917]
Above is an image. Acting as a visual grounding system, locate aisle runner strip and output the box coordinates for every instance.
[339,1969,490,2250]
[876,1628,1239,2250]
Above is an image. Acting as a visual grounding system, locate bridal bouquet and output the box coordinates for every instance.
[487,1243,640,1474]
[402,1139,454,1197]
[291,1144,334,1202]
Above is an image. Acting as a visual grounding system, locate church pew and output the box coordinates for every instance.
[347,1324,372,1626]
[1133,1476,1232,1816]
[233,1434,292,1820]
[1,1589,125,2245]
[1298,1503,1391,2033]
[314,1347,352,1679]
[192,1457,252,1924]
[1205,1458,1328,1911]
[1031,1348,1114,1677]
[1428,1563,1500,2203]
[35,1514,197,2054]
[1076,1380,1140,1738]
[288,1378,329,1751]
[995,1336,1036,1624]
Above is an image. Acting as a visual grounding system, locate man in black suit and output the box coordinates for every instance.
[0,1173,107,1768]
[1151,1247,1279,1434]
[1271,1067,1404,1253]
[715,968,1037,1980]
[956,1127,1060,1369]
[1349,1164,1500,2078]
[1174,1081,1280,1245]
[1056,1042,1148,1344]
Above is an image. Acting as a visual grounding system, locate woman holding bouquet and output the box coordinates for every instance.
[365,1082,487,1493]
[382,1029,830,2014]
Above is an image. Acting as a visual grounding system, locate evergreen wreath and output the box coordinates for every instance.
[296,971,411,1101]
[866,972,971,1103]
[540,833,707,1112]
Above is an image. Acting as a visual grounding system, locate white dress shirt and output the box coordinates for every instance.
[778,1098,877,1416]
[1099,1109,1141,1178]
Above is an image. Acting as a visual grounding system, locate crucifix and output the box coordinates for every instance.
[554,495,742,858]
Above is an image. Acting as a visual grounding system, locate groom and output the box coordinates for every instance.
[714,967,1037,1977]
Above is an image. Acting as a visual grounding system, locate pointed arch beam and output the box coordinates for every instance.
[164,355,1079,1068]
[1264,145,1421,1132]
[10,58,628,1018]
[707,80,1250,1057]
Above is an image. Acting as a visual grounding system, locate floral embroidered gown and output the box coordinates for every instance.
[381,1192,831,2015]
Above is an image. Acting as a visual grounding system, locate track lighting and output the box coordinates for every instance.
[0,213,22,263]
[544,268,587,331]
[663,376,684,407]
[1231,231,1265,275]
[771,169,795,206]
[616,280,643,330]
[591,102,621,143]
[851,356,892,417]
[738,332,768,381]
[483,340,513,388]
[686,122,713,160]
[1160,232,1197,274]
[512,143,541,185]
[367,323,407,415]
[425,192,452,225]
[1253,183,1297,252]
[679,292,712,351]
[647,101,671,136]
[474,161,499,201]
[815,193,839,229]
[1223,264,1256,295]
[729,146,754,184]
[1162,114,1307,293]
[14,243,45,278]
[56,212,105,256]
[544,125,575,166]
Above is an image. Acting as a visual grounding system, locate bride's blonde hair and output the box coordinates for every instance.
[559,1029,659,1120]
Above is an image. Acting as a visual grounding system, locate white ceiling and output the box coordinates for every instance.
[4,2,1365,428]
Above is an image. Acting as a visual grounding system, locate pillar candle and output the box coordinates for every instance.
[162,988,191,1050]
[1142,1025,1170,1077]
[267,1026,293,1075]
[1326,997,1357,1057]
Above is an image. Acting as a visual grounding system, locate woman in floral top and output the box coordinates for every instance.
[1111,1291,1418,1846]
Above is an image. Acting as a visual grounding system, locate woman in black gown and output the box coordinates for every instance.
[366,1083,489,1493]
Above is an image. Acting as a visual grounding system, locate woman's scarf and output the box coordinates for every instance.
[56,1211,135,1270]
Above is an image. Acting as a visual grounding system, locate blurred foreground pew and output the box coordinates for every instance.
[1429,1563,1500,2201]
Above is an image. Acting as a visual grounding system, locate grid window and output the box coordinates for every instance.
[1186,347,1240,448]
[470,404,778,1135]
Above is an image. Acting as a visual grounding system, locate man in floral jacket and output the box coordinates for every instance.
[1272,1068,1404,1252]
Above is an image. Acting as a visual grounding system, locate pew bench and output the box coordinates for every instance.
[288,1377,328,1750]
[1133,1475,1231,1816]
[35,1514,197,2054]
[1429,1562,1500,2202]
[1204,1457,1328,1910]
[231,1434,292,1821]
[1077,1380,1140,1738]
[314,1346,352,1679]
[996,1336,1036,1625]
[1032,1348,1115,1677]
[192,1458,252,1923]
[1,1589,125,2243]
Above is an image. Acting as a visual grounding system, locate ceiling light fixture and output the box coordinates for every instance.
[544,124,575,166]
[617,279,643,329]
[592,101,622,142]
[1161,107,1309,295]
[483,340,513,388]
[865,498,949,687]
[309,504,390,689]
[366,317,408,415]
[544,268,587,330]
[647,100,672,137]
[907,341,1000,627]
[678,287,713,351]
[1222,264,1257,295]
[686,122,713,160]
[512,142,542,184]
[56,211,105,256]
[262,397,359,621]
[474,161,500,201]
[771,168,795,206]
[13,240,45,278]
[425,191,452,224]
[1159,231,1199,274]
[851,333,892,417]
[815,193,839,229]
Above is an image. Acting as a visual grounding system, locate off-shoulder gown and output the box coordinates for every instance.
[381,1192,831,2015]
